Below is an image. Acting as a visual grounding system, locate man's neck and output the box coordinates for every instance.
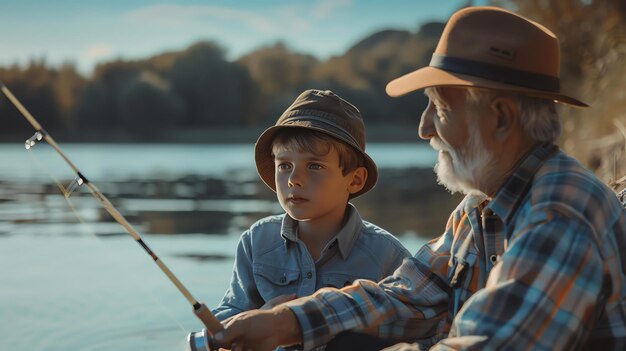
[481,140,539,197]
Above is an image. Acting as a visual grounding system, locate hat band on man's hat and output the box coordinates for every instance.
[430,54,561,93]
[385,6,589,107]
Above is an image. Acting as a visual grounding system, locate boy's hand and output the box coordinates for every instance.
[260,293,297,310]
[213,305,302,351]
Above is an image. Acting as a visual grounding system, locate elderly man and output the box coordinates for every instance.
[212,6,626,350]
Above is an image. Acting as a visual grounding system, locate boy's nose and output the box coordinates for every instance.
[288,169,303,188]
[418,100,437,140]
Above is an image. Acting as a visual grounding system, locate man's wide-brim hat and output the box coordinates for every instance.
[255,89,378,199]
[386,6,588,107]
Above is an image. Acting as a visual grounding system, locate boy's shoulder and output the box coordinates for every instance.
[241,214,288,251]
[359,220,392,236]
[358,220,407,248]
[249,213,285,230]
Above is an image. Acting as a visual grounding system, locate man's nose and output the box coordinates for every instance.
[418,100,437,140]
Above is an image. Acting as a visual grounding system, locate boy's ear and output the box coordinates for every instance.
[348,167,368,194]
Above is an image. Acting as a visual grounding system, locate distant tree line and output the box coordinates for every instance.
[0,22,444,142]
[1,0,624,182]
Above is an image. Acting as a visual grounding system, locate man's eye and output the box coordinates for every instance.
[435,107,447,120]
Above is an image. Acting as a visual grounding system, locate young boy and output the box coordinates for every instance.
[212,89,411,320]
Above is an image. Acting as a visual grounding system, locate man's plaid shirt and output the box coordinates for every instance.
[286,143,626,350]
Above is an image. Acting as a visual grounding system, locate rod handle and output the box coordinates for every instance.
[194,303,225,350]
[194,303,223,335]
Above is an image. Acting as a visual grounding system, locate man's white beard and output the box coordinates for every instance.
[431,126,493,195]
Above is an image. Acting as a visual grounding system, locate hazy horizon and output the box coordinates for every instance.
[0,0,486,75]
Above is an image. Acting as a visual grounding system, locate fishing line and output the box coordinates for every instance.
[0,81,223,346]
[24,147,189,334]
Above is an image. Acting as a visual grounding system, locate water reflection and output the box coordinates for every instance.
[0,167,460,239]
[0,142,463,243]
[0,143,458,351]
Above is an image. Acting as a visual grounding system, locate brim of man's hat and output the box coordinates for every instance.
[386,66,589,107]
[254,123,378,199]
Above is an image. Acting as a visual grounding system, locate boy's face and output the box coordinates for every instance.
[274,145,365,224]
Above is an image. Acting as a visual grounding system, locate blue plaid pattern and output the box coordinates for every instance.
[286,143,626,350]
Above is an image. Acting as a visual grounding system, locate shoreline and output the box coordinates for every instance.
[0,124,423,144]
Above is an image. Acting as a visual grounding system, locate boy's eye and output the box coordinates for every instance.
[308,163,323,170]
[277,163,291,170]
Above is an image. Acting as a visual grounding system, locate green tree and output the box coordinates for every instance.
[118,71,186,137]
[237,42,318,125]
[169,42,254,127]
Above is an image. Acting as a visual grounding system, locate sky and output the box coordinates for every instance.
[0,0,487,76]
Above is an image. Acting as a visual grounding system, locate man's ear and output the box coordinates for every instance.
[490,96,519,140]
[348,167,368,194]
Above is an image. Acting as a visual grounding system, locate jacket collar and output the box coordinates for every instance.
[280,203,363,259]
[485,142,559,222]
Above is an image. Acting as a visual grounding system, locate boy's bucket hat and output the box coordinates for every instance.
[386,6,588,107]
[255,89,378,199]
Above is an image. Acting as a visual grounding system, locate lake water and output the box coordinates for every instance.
[0,143,435,351]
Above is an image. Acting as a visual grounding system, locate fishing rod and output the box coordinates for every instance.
[0,81,222,349]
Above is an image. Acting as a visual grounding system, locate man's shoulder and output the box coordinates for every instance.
[532,152,612,199]
[523,152,623,228]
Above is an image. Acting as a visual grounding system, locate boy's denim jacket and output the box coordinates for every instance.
[213,204,411,320]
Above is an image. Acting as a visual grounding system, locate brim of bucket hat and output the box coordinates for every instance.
[386,66,589,107]
[254,123,378,199]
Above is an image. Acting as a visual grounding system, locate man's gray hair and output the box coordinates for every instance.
[466,88,561,142]
[425,87,561,143]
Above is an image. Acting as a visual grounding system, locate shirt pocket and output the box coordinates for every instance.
[253,263,300,302]
[320,273,360,289]
[447,251,477,315]
[448,250,477,287]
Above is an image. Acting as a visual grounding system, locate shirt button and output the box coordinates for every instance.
[489,255,498,265]
[306,272,313,279]
[279,276,286,283]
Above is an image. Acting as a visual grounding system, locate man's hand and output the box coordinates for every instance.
[213,305,302,351]
[381,343,423,351]
[260,294,297,310]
